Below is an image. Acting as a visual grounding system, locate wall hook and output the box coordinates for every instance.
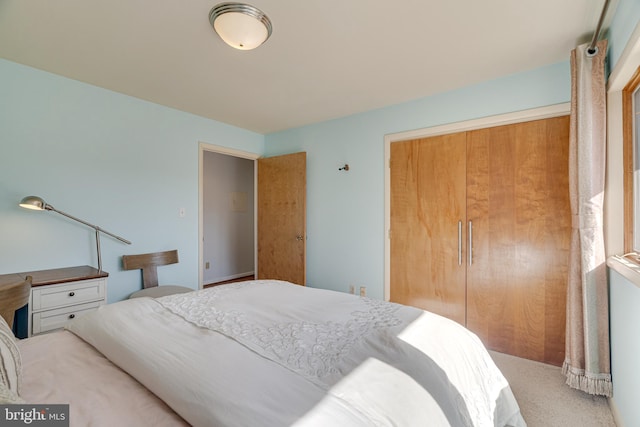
[338,164,350,171]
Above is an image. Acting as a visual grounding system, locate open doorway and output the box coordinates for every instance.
[198,143,259,288]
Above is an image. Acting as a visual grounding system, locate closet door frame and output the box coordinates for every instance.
[383,103,570,301]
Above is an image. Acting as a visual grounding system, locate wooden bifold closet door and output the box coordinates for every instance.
[390,116,570,366]
[390,132,467,325]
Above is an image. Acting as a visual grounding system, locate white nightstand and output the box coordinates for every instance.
[25,266,108,337]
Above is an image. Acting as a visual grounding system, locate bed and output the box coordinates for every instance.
[3,280,526,426]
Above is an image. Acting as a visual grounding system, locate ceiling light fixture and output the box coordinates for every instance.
[209,2,272,51]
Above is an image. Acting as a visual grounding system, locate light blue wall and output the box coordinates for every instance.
[609,269,640,427]
[0,59,264,302]
[607,1,640,426]
[265,62,570,299]
[608,0,640,69]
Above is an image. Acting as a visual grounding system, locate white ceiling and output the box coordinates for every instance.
[0,1,614,134]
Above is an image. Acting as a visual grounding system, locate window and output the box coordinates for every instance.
[623,67,640,253]
[635,86,640,251]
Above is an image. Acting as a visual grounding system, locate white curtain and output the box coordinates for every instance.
[562,40,612,397]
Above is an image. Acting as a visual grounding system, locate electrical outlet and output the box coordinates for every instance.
[359,286,366,297]
[205,261,210,269]
[349,285,355,295]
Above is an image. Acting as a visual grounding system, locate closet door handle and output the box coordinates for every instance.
[458,221,462,266]
[468,220,473,266]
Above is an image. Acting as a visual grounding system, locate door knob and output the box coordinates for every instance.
[296,235,304,241]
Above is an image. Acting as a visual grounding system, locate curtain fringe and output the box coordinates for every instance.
[562,360,612,397]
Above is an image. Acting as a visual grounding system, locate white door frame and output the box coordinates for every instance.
[383,103,571,300]
[198,142,260,289]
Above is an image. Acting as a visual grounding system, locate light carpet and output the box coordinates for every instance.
[490,351,616,427]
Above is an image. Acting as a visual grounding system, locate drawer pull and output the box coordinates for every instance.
[69,292,75,297]
[68,314,75,319]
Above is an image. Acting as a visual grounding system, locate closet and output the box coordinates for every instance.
[390,116,570,366]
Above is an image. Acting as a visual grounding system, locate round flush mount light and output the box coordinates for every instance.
[209,2,272,51]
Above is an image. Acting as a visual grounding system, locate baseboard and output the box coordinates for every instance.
[609,397,624,427]
[207,271,254,285]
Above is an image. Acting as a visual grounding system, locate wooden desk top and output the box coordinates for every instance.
[0,266,108,288]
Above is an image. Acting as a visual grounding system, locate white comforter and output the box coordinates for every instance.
[66,280,526,427]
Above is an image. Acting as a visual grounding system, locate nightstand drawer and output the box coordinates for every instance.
[32,301,102,335]
[31,278,105,311]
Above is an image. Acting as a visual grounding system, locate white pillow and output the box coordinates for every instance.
[0,315,21,395]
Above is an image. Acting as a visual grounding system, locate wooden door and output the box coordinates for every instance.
[390,133,467,325]
[466,116,570,366]
[257,152,306,285]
